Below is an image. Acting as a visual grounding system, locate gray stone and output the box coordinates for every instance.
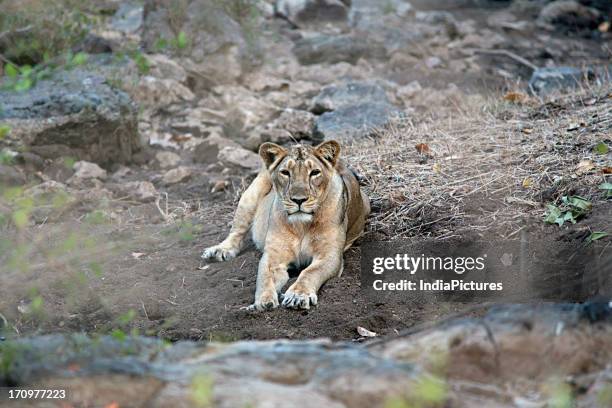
[155,151,181,169]
[538,0,601,32]
[111,2,144,33]
[121,181,158,202]
[0,69,140,165]
[293,34,380,65]
[142,0,262,85]
[72,161,108,180]
[162,166,192,184]
[314,102,401,140]
[528,66,594,95]
[275,0,350,27]
[270,109,315,139]
[0,164,26,186]
[311,81,389,114]
[218,146,261,173]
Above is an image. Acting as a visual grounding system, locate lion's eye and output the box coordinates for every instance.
[280,170,290,177]
[310,169,321,177]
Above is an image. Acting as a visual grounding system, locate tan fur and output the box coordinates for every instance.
[202,141,370,310]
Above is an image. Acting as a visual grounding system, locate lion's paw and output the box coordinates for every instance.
[242,290,279,312]
[282,283,318,309]
[201,243,239,262]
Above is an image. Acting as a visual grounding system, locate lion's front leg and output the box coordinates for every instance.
[282,247,344,310]
[202,171,271,262]
[245,250,293,311]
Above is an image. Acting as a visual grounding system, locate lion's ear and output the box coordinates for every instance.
[259,142,287,169]
[315,140,341,167]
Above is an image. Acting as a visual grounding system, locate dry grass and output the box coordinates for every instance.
[345,86,612,241]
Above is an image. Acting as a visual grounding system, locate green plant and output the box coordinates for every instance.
[0,125,11,140]
[544,196,592,226]
[0,0,96,66]
[600,182,612,198]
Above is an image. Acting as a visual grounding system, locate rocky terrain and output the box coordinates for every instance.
[2,304,612,407]
[0,0,611,405]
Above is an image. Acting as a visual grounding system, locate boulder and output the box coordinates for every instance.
[0,164,26,186]
[155,151,181,169]
[162,166,192,184]
[293,34,377,65]
[142,0,262,85]
[111,2,144,34]
[0,69,140,165]
[275,0,350,27]
[313,102,401,141]
[72,161,108,180]
[120,181,158,202]
[218,146,261,173]
[193,134,241,164]
[528,66,594,95]
[538,0,602,32]
[310,81,389,113]
[270,109,315,139]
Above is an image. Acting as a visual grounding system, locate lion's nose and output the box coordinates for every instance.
[291,197,307,206]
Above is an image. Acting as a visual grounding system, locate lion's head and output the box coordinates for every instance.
[259,141,341,222]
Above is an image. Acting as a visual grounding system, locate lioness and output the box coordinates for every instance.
[202,140,370,310]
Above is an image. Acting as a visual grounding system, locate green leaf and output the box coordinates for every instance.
[0,125,10,140]
[110,329,127,342]
[594,142,609,155]
[544,205,562,224]
[19,65,33,77]
[5,64,18,78]
[12,209,29,229]
[177,31,188,49]
[155,38,168,50]
[71,52,88,66]
[587,232,609,243]
[564,196,592,212]
[13,78,33,92]
[600,183,612,198]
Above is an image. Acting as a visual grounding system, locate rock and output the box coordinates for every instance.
[0,164,26,186]
[72,161,108,180]
[162,166,192,184]
[146,54,188,83]
[111,2,144,34]
[270,109,315,139]
[425,56,443,69]
[142,0,262,85]
[529,66,594,95]
[350,0,413,22]
[538,0,601,32]
[130,76,194,108]
[15,152,44,172]
[293,34,377,65]
[311,81,389,114]
[275,0,350,27]
[193,134,241,164]
[155,151,181,169]
[0,69,140,165]
[396,80,423,102]
[218,146,261,173]
[314,102,401,141]
[121,181,158,202]
[3,305,611,407]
